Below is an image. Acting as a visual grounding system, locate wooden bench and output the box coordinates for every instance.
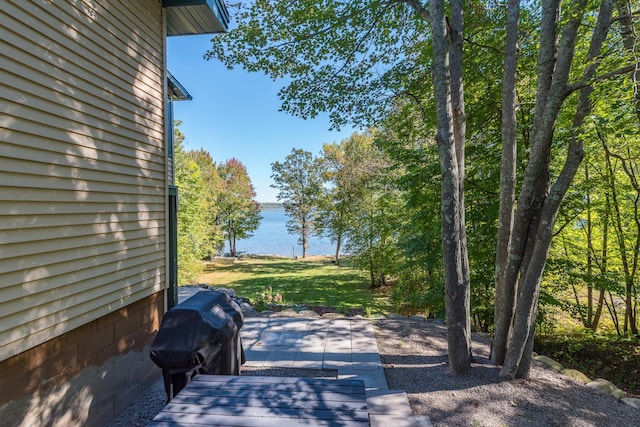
[148,374,369,426]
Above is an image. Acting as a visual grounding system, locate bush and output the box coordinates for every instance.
[391,277,445,317]
[253,286,284,311]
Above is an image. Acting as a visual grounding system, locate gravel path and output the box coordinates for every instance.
[109,318,640,427]
[374,319,640,427]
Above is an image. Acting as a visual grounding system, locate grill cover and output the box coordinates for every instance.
[150,290,245,399]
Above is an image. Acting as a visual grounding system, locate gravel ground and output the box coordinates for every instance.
[374,319,640,427]
[109,319,640,427]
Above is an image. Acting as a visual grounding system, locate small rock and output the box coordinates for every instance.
[259,310,275,317]
[622,397,640,409]
[322,312,344,318]
[586,378,626,399]
[297,310,320,317]
[409,315,427,321]
[272,308,298,317]
[386,313,405,320]
[612,388,628,400]
[534,355,564,372]
[561,368,591,384]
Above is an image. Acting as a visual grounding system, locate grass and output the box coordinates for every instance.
[193,255,392,314]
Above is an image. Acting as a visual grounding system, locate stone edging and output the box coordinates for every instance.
[532,353,640,409]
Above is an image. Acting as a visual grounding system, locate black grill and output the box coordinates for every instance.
[150,290,245,401]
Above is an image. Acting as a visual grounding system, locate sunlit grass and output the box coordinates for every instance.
[194,255,392,313]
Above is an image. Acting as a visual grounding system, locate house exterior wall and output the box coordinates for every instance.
[0,1,168,425]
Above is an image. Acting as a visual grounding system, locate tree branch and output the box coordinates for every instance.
[401,0,430,21]
[566,63,637,93]
[397,90,430,122]
[464,37,503,54]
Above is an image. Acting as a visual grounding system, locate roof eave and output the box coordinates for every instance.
[163,0,230,36]
[167,71,192,101]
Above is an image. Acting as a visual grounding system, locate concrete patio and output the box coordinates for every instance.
[240,316,431,427]
[169,287,431,426]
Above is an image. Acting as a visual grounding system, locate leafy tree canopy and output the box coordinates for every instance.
[206,0,430,128]
[271,148,324,257]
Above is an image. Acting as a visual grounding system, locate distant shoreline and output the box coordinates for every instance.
[214,253,336,259]
[234,204,335,256]
[258,202,283,210]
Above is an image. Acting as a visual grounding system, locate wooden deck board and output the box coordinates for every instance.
[148,375,369,426]
[168,395,367,411]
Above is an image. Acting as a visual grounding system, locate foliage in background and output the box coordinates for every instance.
[174,123,261,283]
[316,137,363,265]
[271,148,324,258]
[188,148,226,253]
[174,124,215,283]
[217,158,262,256]
[318,131,402,288]
[545,56,640,337]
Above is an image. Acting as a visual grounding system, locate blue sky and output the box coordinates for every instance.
[166,34,356,203]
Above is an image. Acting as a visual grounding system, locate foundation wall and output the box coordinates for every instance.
[0,292,164,427]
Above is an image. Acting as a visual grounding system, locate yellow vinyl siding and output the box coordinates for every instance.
[0,26,165,154]
[3,1,164,108]
[0,0,167,361]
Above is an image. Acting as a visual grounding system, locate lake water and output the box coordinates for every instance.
[229,207,336,257]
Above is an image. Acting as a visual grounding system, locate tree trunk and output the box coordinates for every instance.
[301,219,308,258]
[449,0,472,359]
[584,161,606,331]
[592,202,610,332]
[585,162,594,327]
[334,229,342,266]
[616,0,640,336]
[369,243,376,288]
[600,140,637,335]
[493,0,561,367]
[605,290,622,336]
[492,0,521,366]
[228,220,236,256]
[499,0,614,379]
[430,0,471,373]
[617,0,640,121]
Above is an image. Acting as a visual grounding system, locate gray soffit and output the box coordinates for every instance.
[163,0,230,36]
[167,70,192,101]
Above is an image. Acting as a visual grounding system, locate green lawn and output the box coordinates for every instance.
[194,255,391,314]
